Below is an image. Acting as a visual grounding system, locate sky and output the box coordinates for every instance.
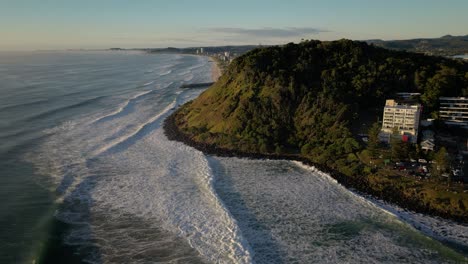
[0,0,467,51]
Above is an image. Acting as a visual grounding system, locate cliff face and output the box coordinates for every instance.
[173,39,467,157]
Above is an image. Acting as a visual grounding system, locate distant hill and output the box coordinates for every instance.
[366,35,468,56]
[147,45,259,56]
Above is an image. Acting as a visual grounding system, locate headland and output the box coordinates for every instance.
[164,39,468,223]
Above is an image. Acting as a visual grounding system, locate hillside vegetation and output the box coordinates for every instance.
[175,40,467,154]
[170,39,468,221]
[367,35,468,56]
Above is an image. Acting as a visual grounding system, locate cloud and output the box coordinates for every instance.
[207,27,328,38]
[111,36,210,44]
[106,27,331,48]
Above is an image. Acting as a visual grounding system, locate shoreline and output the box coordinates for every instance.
[162,112,467,225]
[208,57,222,81]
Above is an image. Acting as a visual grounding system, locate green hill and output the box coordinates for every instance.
[167,39,468,221]
[367,35,468,56]
[174,40,466,154]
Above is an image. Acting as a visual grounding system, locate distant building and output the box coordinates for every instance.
[200,48,204,54]
[420,130,435,151]
[439,97,468,126]
[379,99,422,143]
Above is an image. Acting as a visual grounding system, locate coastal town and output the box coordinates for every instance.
[193,47,239,73]
[360,93,467,185]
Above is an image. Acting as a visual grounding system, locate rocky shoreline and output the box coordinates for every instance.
[163,112,467,224]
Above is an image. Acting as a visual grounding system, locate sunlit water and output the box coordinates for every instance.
[0,51,466,263]
[453,54,468,60]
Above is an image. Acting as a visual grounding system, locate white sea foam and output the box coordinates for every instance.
[23,53,467,263]
[89,90,153,124]
[88,80,175,126]
[293,160,468,251]
[368,197,468,250]
[25,55,254,263]
[177,70,191,76]
[210,157,467,263]
[89,129,253,263]
[159,69,172,76]
[142,80,154,86]
[90,98,177,156]
[183,74,194,82]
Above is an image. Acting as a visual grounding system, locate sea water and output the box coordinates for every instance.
[0,51,466,263]
[453,54,468,60]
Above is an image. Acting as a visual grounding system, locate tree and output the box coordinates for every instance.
[432,147,449,181]
[390,127,410,161]
[176,39,468,172]
[367,122,381,158]
[390,127,402,160]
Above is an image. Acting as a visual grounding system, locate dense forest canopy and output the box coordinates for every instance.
[174,39,468,163]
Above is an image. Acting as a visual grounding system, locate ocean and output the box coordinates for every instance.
[453,54,468,60]
[0,51,466,263]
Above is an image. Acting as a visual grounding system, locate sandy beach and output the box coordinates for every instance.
[209,57,222,81]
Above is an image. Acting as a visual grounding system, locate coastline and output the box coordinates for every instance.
[209,57,222,81]
[162,111,467,224]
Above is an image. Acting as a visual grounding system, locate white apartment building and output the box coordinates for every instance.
[439,97,468,125]
[379,99,422,143]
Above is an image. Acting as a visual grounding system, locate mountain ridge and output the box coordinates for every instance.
[366,35,468,56]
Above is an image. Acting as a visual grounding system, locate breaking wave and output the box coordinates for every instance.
[25,56,253,263]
